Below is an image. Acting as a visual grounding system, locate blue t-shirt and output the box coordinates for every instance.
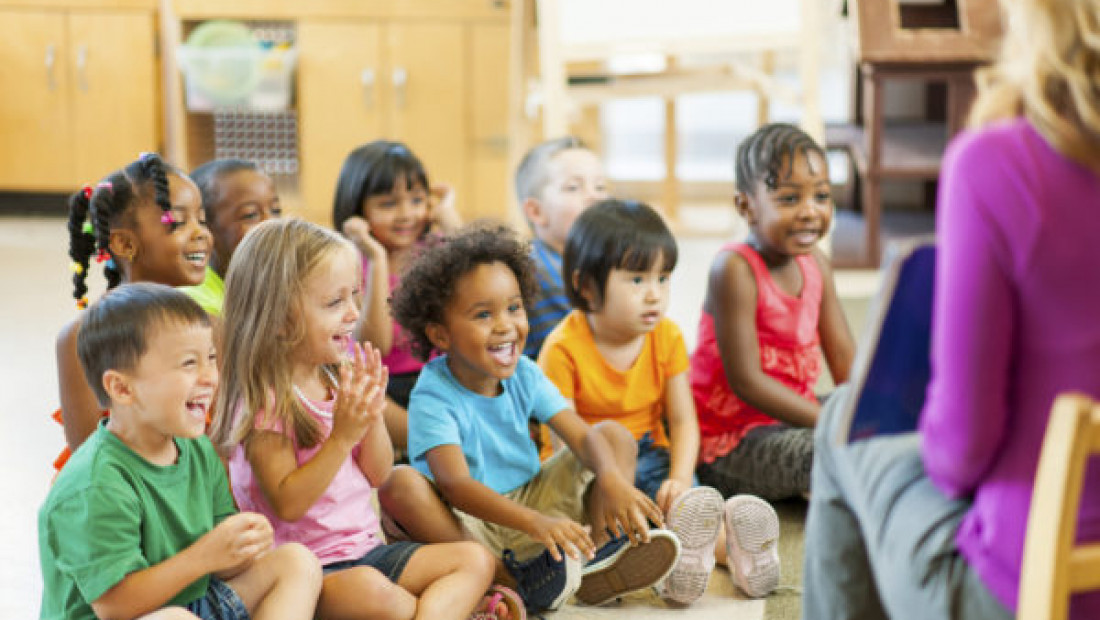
[408,356,569,493]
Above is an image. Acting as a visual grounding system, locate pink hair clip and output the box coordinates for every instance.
[160,212,176,225]
[95,249,110,263]
[81,185,93,200]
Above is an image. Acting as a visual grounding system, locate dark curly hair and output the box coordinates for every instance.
[390,224,537,361]
[734,123,825,194]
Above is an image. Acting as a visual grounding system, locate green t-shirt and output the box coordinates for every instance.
[180,266,225,316]
[38,422,237,620]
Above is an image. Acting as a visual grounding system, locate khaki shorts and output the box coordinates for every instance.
[456,449,595,562]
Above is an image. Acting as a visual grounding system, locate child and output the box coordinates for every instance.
[39,283,321,620]
[539,198,771,604]
[513,136,609,358]
[382,224,681,614]
[209,218,508,620]
[690,123,855,501]
[181,158,282,316]
[54,152,213,469]
[333,140,461,456]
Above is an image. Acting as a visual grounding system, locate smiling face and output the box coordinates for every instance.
[737,150,832,261]
[528,148,609,253]
[584,257,671,339]
[208,169,281,276]
[360,174,430,253]
[121,173,212,287]
[110,319,217,455]
[428,262,529,397]
[289,246,361,375]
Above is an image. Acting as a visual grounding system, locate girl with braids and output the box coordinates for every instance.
[804,1,1100,617]
[53,152,211,469]
[689,123,854,502]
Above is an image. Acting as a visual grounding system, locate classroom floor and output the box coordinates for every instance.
[0,213,878,620]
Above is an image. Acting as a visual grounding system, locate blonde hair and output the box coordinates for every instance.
[210,218,356,455]
[968,0,1100,165]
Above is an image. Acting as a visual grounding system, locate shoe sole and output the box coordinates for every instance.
[660,487,724,605]
[575,530,681,606]
[724,495,780,598]
[546,554,583,611]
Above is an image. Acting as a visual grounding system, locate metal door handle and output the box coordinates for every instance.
[392,67,407,108]
[45,44,57,91]
[360,68,375,108]
[76,45,89,92]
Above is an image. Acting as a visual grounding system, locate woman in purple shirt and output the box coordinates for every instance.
[802,1,1100,618]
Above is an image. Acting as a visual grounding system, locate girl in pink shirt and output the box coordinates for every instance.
[210,218,519,620]
[332,141,462,458]
[690,124,855,501]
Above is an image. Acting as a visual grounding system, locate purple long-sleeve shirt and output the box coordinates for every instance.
[919,118,1100,615]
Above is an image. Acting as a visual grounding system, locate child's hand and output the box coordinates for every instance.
[429,183,461,232]
[655,478,690,516]
[331,341,389,450]
[595,473,665,545]
[198,512,273,573]
[342,216,387,260]
[526,513,595,563]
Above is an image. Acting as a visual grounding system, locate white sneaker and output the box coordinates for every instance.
[657,486,725,605]
[724,495,780,598]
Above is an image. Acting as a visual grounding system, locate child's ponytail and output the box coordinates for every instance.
[66,186,96,307]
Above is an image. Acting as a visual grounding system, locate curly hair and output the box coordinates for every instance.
[390,224,537,361]
[734,123,826,195]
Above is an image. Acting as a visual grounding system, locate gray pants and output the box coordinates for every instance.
[696,424,812,501]
[802,386,1012,620]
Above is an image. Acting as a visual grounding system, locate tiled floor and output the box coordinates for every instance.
[0,214,877,620]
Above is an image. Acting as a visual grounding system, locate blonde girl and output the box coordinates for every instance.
[210,218,515,620]
[803,1,1100,618]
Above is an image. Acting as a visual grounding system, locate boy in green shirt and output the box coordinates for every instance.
[38,283,321,620]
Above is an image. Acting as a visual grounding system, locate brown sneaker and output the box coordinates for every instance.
[574,529,681,606]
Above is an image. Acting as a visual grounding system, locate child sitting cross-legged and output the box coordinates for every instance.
[380,225,682,615]
[39,283,322,620]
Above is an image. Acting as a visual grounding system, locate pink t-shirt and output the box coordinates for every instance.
[227,389,383,565]
[361,253,423,375]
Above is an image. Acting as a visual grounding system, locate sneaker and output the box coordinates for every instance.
[657,486,725,605]
[724,495,780,598]
[502,547,581,613]
[575,529,681,606]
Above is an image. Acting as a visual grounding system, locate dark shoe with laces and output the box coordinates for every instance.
[575,529,681,606]
[502,547,581,613]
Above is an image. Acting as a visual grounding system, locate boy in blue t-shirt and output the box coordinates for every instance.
[38,283,321,620]
[384,226,681,615]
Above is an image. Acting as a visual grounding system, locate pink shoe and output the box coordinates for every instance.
[469,584,527,620]
[724,495,780,598]
[657,486,724,605]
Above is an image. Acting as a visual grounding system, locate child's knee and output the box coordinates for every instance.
[457,541,497,580]
[593,420,637,456]
[326,566,407,616]
[379,464,433,510]
[270,542,323,591]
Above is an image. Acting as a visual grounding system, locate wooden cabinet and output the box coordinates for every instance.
[167,2,513,227]
[0,2,157,191]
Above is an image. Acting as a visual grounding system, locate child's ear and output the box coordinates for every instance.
[102,369,134,406]
[108,229,138,263]
[523,197,549,229]
[425,322,450,352]
[734,192,755,224]
[571,271,599,310]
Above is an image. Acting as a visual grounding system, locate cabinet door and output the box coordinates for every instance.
[69,11,158,184]
[0,10,72,190]
[298,21,384,226]
[469,22,512,223]
[386,23,467,220]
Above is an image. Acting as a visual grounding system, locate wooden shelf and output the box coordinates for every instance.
[828,121,948,180]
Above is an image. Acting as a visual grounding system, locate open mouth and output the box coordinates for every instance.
[185,397,210,421]
[184,251,207,267]
[792,230,821,245]
[487,342,516,366]
[641,311,660,323]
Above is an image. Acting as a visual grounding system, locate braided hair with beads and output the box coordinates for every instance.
[734,123,826,195]
[66,152,178,308]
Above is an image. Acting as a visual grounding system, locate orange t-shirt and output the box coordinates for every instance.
[538,310,689,450]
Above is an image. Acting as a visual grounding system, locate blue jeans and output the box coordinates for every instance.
[186,577,249,620]
[802,385,1012,620]
[634,433,698,501]
[323,541,423,581]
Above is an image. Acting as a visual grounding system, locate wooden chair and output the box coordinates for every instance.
[1018,394,1100,620]
[835,0,1002,266]
[509,0,823,223]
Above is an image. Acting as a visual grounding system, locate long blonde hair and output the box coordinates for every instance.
[210,218,356,455]
[968,0,1100,166]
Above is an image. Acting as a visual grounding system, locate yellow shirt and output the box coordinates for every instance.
[538,310,689,449]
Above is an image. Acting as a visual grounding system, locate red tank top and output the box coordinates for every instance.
[690,243,823,463]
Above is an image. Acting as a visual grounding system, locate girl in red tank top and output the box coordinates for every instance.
[690,124,855,500]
